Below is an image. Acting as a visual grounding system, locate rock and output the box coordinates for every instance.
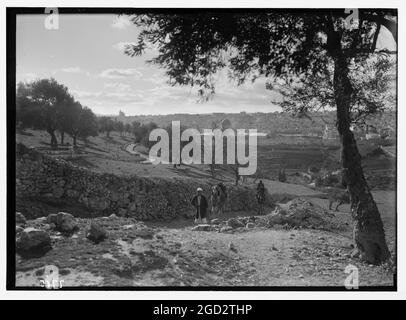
[211,218,221,225]
[228,242,237,253]
[56,212,78,233]
[16,212,26,225]
[122,224,135,230]
[226,218,245,229]
[220,226,233,233]
[191,224,213,232]
[246,222,255,229]
[16,226,24,234]
[16,228,51,256]
[268,198,334,230]
[86,222,108,243]
[109,214,118,219]
[35,217,47,223]
[47,213,58,225]
[350,248,360,258]
[133,228,155,239]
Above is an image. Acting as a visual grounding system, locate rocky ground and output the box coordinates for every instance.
[15,197,396,288]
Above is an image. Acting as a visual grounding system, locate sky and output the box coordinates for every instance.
[16,13,396,116]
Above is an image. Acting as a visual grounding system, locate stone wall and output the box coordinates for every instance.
[16,143,264,220]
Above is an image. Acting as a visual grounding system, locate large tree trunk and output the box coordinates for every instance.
[47,128,58,149]
[60,131,65,145]
[333,55,390,265]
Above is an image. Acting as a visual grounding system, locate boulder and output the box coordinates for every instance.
[16,212,26,225]
[56,212,78,233]
[122,224,135,230]
[191,224,213,232]
[35,217,47,223]
[219,226,234,233]
[246,222,255,229]
[226,218,245,229]
[47,213,58,225]
[16,228,51,256]
[210,218,221,225]
[86,222,108,243]
[228,242,238,252]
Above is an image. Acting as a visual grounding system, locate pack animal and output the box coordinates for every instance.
[322,187,350,211]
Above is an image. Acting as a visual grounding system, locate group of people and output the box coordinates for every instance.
[191,180,266,223]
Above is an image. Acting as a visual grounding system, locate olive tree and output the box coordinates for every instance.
[123,9,397,264]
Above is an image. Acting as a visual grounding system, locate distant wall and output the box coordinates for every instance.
[16,143,263,220]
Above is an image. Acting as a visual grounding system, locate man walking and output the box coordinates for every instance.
[256,180,266,215]
[257,180,265,196]
[191,187,208,224]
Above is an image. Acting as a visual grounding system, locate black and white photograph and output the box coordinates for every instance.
[4,4,400,294]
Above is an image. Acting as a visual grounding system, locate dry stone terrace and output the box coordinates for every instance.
[16,143,267,220]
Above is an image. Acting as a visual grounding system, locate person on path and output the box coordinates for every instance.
[191,187,208,224]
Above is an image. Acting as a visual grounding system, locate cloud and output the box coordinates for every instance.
[61,66,84,74]
[71,90,102,99]
[71,89,143,104]
[104,82,132,92]
[99,68,143,79]
[111,15,132,29]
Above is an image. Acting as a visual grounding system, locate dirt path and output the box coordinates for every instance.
[16,205,395,288]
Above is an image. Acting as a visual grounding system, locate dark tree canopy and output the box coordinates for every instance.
[124,9,396,98]
[16,78,98,147]
[98,116,116,137]
[17,78,74,131]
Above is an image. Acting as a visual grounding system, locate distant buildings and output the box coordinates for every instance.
[118,110,126,120]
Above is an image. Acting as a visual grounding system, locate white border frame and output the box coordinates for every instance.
[0,0,403,300]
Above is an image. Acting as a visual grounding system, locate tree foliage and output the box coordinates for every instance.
[270,55,396,126]
[16,78,98,147]
[124,10,396,98]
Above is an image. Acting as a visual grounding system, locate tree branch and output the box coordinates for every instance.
[361,13,397,44]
